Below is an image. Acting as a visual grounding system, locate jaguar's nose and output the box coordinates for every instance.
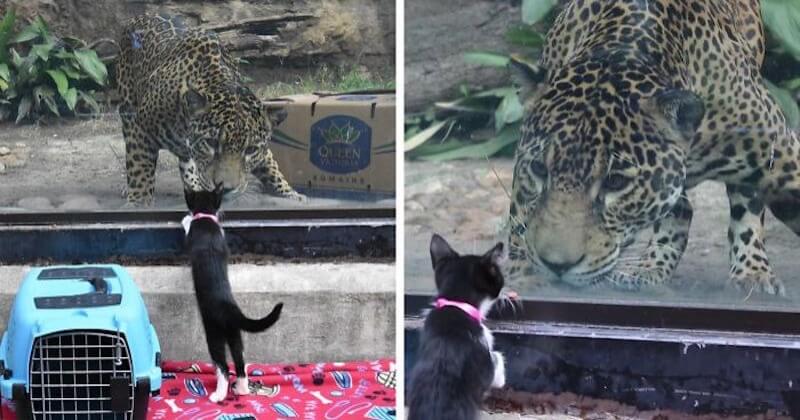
[539,255,585,276]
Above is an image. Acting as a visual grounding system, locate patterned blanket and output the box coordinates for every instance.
[1,359,396,420]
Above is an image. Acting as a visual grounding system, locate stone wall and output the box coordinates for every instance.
[6,0,395,74]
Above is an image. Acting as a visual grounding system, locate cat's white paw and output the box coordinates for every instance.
[209,368,229,402]
[234,377,250,396]
[209,389,227,403]
[491,351,506,388]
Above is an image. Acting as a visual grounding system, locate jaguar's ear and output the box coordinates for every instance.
[266,105,288,127]
[509,54,546,100]
[183,88,208,118]
[650,89,705,139]
[430,233,458,269]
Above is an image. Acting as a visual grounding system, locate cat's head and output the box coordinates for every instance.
[184,183,224,214]
[429,234,505,315]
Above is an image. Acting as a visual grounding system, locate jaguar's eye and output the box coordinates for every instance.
[602,173,632,192]
[244,145,258,155]
[530,161,548,178]
[204,137,219,150]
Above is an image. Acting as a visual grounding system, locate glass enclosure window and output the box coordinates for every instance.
[405,0,800,310]
[0,2,395,213]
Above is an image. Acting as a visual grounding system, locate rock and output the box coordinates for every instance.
[17,197,54,210]
[0,146,10,156]
[59,195,101,211]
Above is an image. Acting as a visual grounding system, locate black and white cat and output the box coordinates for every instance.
[407,234,507,420]
[183,185,284,403]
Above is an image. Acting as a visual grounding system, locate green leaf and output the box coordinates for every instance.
[405,119,451,152]
[0,79,7,91]
[522,0,557,25]
[765,79,800,129]
[60,64,83,79]
[31,41,55,61]
[34,85,59,116]
[0,63,9,81]
[783,77,800,91]
[11,24,40,44]
[0,8,17,63]
[494,92,524,132]
[73,49,108,85]
[62,87,78,110]
[15,94,31,123]
[463,52,510,68]
[419,126,519,161]
[78,90,101,114]
[762,0,800,61]
[46,69,68,96]
[506,26,545,48]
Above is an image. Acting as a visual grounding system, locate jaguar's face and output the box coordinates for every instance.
[507,72,703,287]
[181,86,286,197]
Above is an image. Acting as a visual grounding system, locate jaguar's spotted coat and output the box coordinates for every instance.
[507,0,800,295]
[116,14,305,206]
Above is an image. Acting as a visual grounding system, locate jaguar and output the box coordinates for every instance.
[507,0,800,295]
[116,14,305,206]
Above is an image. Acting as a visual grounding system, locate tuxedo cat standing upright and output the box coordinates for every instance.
[184,185,284,403]
[407,234,507,420]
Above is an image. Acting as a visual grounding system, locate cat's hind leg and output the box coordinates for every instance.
[228,330,250,396]
[206,334,230,402]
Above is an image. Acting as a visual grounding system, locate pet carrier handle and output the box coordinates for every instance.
[85,276,109,294]
[33,275,122,309]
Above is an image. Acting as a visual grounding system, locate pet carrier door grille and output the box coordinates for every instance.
[28,331,134,420]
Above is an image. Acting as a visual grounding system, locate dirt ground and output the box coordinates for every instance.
[405,159,800,310]
[0,116,392,211]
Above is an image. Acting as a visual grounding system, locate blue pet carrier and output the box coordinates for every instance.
[0,265,161,420]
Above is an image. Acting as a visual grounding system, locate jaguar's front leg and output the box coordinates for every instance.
[726,185,784,295]
[123,125,160,207]
[252,149,307,202]
[608,192,693,290]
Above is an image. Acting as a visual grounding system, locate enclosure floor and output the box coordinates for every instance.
[405,159,800,311]
[0,117,392,211]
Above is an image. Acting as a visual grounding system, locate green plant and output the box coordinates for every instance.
[0,11,106,123]
[406,0,800,161]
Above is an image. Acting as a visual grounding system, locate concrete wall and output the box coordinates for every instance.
[0,263,395,364]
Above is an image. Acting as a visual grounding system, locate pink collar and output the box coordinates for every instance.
[192,212,219,225]
[434,298,483,323]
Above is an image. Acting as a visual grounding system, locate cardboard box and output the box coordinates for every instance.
[266,92,396,200]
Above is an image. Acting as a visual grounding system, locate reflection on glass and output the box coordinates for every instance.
[405,0,800,309]
[0,6,395,213]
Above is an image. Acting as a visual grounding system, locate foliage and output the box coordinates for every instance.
[257,65,395,99]
[0,10,107,123]
[406,0,800,160]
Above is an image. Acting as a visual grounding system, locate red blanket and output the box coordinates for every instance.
[1,359,396,419]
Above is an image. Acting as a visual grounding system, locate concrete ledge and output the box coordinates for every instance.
[0,263,395,364]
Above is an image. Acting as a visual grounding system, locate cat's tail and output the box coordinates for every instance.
[229,302,284,333]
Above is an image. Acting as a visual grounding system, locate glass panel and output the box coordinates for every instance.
[0,4,395,213]
[405,0,800,311]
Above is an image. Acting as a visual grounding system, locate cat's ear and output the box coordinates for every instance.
[430,234,457,268]
[214,183,224,209]
[482,242,505,265]
[183,188,195,210]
